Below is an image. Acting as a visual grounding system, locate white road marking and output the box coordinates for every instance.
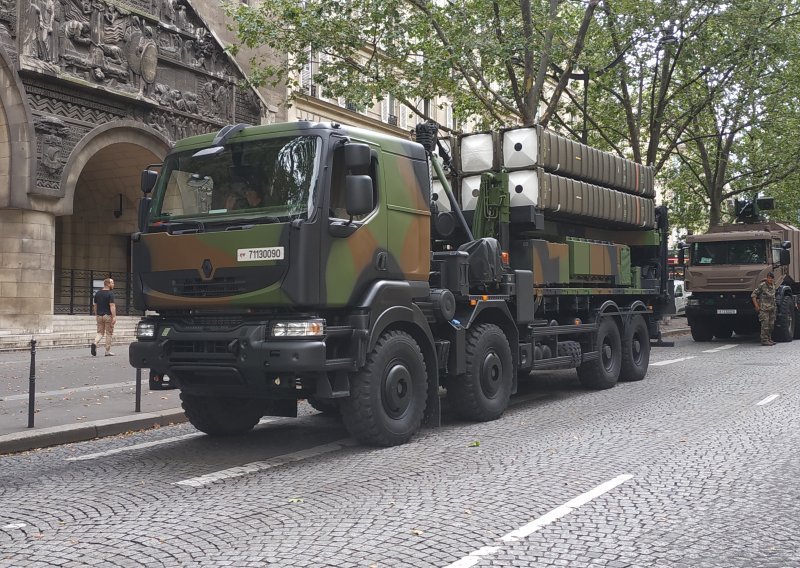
[651,356,695,366]
[1,381,136,402]
[2,523,27,529]
[756,394,779,406]
[443,474,633,568]
[66,433,203,461]
[702,344,737,353]
[444,547,501,568]
[67,418,277,461]
[175,438,356,487]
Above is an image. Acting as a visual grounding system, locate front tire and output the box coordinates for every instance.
[341,330,427,447]
[448,323,513,422]
[690,318,714,342]
[181,393,264,436]
[619,314,650,382]
[773,296,795,343]
[577,317,622,390]
[307,396,340,415]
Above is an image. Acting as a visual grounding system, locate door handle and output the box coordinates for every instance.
[376,251,388,271]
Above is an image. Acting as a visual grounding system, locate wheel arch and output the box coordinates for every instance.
[368,304,440,426]
[462,301,519,372]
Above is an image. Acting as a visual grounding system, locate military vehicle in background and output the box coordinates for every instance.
[129,121,672,446]
[680,196,800,342]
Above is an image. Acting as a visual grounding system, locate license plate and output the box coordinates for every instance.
[716,309,737,315]
[237,247,284,262]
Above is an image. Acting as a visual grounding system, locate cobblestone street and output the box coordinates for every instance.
[1,332,798,567]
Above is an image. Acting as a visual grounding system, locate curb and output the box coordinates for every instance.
[0,409,188,456]
[662,327,690,337]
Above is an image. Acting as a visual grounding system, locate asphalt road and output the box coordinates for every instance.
[1,332,797,567]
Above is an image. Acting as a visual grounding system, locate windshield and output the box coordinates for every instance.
[151,136,321,223]
[690,240,768,265]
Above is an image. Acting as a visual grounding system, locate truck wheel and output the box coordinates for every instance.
[307,396,340,415]
[713,324,733,340]
[795,308,800,340]
[449,323,513,422]
[577,317,621,390]
[180,393,264,436]
[773,296,795,343]
[340,330,427,446]
[690,319,714,342]
[619,315,650,382]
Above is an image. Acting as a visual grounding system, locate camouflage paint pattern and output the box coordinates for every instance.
[323,129,430,307]
[510,238,633,289]
[135,121,431,311]
[133,223,292,309]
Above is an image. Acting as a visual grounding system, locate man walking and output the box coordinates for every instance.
[92,277,116,356]
[751,271,777,346]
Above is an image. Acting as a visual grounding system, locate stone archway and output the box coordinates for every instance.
[54,123,169,315]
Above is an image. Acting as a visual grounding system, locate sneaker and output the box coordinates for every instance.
[90,343,97,357]
[105,351,115,357]
[761,342,773,346]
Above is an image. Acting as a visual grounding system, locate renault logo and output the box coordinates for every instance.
[201,259,213,279]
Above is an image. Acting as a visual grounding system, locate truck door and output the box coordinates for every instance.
[323,143,389,307]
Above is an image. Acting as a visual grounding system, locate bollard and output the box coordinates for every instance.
[27,338,36,428]
[135,368,142,413]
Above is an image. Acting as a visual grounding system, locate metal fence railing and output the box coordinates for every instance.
[54,269,141,316]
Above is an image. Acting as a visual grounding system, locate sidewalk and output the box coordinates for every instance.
[0,318,690,456]
[0,343,185,455]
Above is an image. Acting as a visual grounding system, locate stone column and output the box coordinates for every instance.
[0,209,55,333]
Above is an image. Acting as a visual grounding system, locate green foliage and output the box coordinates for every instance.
[225,0,800,230]
[224,0,598,128]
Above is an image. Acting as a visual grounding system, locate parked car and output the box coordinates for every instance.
[673,279,689,315]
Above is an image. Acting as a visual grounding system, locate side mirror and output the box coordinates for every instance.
[780,249,790,266]
[138,197,152,233]
[141,170,159,194]
[345,175,374,217]
[344,143,371,171]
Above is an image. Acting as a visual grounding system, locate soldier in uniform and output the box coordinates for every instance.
[751,271,777,346]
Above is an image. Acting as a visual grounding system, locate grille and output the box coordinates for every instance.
[171,340,231,355]
[172,277,246,297]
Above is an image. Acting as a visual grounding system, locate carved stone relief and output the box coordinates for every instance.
[18,0,258,120]
[17,0,266,198]
[33,114,70,195]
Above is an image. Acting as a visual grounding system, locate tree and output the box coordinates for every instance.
[227,0,800,227]
[577,0,800,227]
[225,0,600,129]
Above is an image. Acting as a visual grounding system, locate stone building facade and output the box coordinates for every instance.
[0,0,285,333]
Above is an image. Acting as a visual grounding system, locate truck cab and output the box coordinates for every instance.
[683,224,799,341]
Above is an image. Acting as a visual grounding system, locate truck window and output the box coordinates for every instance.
[691,240,767,265]
[152,136,321,223]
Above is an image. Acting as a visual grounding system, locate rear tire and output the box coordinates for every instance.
[619,315,650,382]
[690,318,714,342]
[713,324,733,340]
[307,396,340,415]
[577,317,621,390]
[181,393,264,436]
[448,323,513,422]
[773,296,795,343]
[341,330,427,447]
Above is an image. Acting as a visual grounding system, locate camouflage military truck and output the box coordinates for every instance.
[680,197,800,342]
[129,121,672,446]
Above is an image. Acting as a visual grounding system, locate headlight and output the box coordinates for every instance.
[687,298,700,306]
[272,319,325,337]
[136,321,156,339]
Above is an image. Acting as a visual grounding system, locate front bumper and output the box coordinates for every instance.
[129,322,355,395]
[685,292,757,320]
